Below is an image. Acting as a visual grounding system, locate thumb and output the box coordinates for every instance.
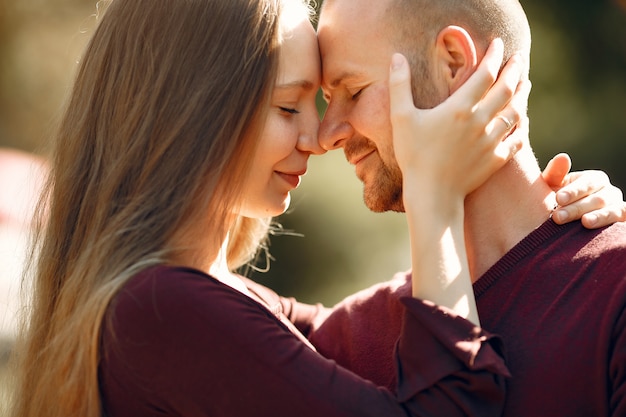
[542,152,572,189]
[389,53,415,126]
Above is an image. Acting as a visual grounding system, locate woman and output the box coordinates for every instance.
[7,0,622,416]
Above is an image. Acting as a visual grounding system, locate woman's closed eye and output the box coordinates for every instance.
[279,107,300,115]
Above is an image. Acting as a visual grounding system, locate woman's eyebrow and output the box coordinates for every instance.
[275,80,315,91]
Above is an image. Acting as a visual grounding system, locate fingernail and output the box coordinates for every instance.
[585,214,598,227]
[391,53,404,70]
[556,190,571,205]
[553,209,567,223]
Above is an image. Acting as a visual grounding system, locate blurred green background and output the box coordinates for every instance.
[1,0,625,307]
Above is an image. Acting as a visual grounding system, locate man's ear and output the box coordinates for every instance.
[435,26,478,93]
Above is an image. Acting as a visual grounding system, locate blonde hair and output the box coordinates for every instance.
[9,0,291,415]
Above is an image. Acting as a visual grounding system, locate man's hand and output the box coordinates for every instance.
[542,153,626,228]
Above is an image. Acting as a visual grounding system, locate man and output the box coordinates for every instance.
[308,0,626,415]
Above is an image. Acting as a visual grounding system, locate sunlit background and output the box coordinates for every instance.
[252,0,626,304]
[0,0,625,406]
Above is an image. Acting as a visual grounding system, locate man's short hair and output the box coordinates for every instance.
[385,0,531,71]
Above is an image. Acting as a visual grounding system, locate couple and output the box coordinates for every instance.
[9,0,626,416]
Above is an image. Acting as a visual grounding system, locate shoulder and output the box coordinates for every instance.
[115,265,229,311]
[591,221,626,246]
[541,221,626,259]
[108,265,274,338]
[100,266,302,415]
[563,223,626,302]
[122,264,220,294]
[510,221,626,298]
[574,222,626,260]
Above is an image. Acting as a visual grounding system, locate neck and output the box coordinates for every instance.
[209,235,231,277]
[464,144,557,282]
[209,234,251,296]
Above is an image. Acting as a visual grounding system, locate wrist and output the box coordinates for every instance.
[402,177,465,219]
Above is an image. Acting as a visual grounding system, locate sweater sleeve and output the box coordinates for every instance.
[241,275,332,337]
[308,272,413,390]
[99,266,508,417]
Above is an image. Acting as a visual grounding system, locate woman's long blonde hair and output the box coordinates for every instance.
[10,0,285,415]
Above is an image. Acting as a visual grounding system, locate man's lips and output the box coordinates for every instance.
[348,150,375,166]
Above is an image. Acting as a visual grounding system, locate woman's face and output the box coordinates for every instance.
[238,13,323,218]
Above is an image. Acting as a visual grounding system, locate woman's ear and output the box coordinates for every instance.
[435,26,478,93]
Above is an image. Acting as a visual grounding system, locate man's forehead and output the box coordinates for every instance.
[318,1,393,86]
[317,0,392,57]
[318,0,390,32]
[317,0,392,40]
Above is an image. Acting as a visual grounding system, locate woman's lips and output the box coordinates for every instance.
[276,171,304,188]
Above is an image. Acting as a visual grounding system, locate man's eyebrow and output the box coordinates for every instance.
[275,80,315,91]
[326,71,365,88]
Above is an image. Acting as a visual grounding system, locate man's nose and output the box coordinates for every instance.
[318,101,353,151]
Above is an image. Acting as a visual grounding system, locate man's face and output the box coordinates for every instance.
[317,0,441,213]
[317,0,401,212]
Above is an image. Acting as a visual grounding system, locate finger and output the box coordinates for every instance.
[478,54,525,118]
[552,190,620,224]
[493,120,524,162]
[493,137,522,166]
[388,53,415,125]
[555,170,611,206]
[449,38,504,109]
[489,79,530,136]
[476,83,528,174]
[483,79,530,142]
[542,153,572,189]
[581,203,626,229]
[552,198,588,224]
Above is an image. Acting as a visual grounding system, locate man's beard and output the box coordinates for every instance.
[345,52,441,214]
[362,54,441,214]
[344,137,405,213]
[362,163,405,213]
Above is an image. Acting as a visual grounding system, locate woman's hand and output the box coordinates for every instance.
[388,38,526,325]
[389,38,525,201]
